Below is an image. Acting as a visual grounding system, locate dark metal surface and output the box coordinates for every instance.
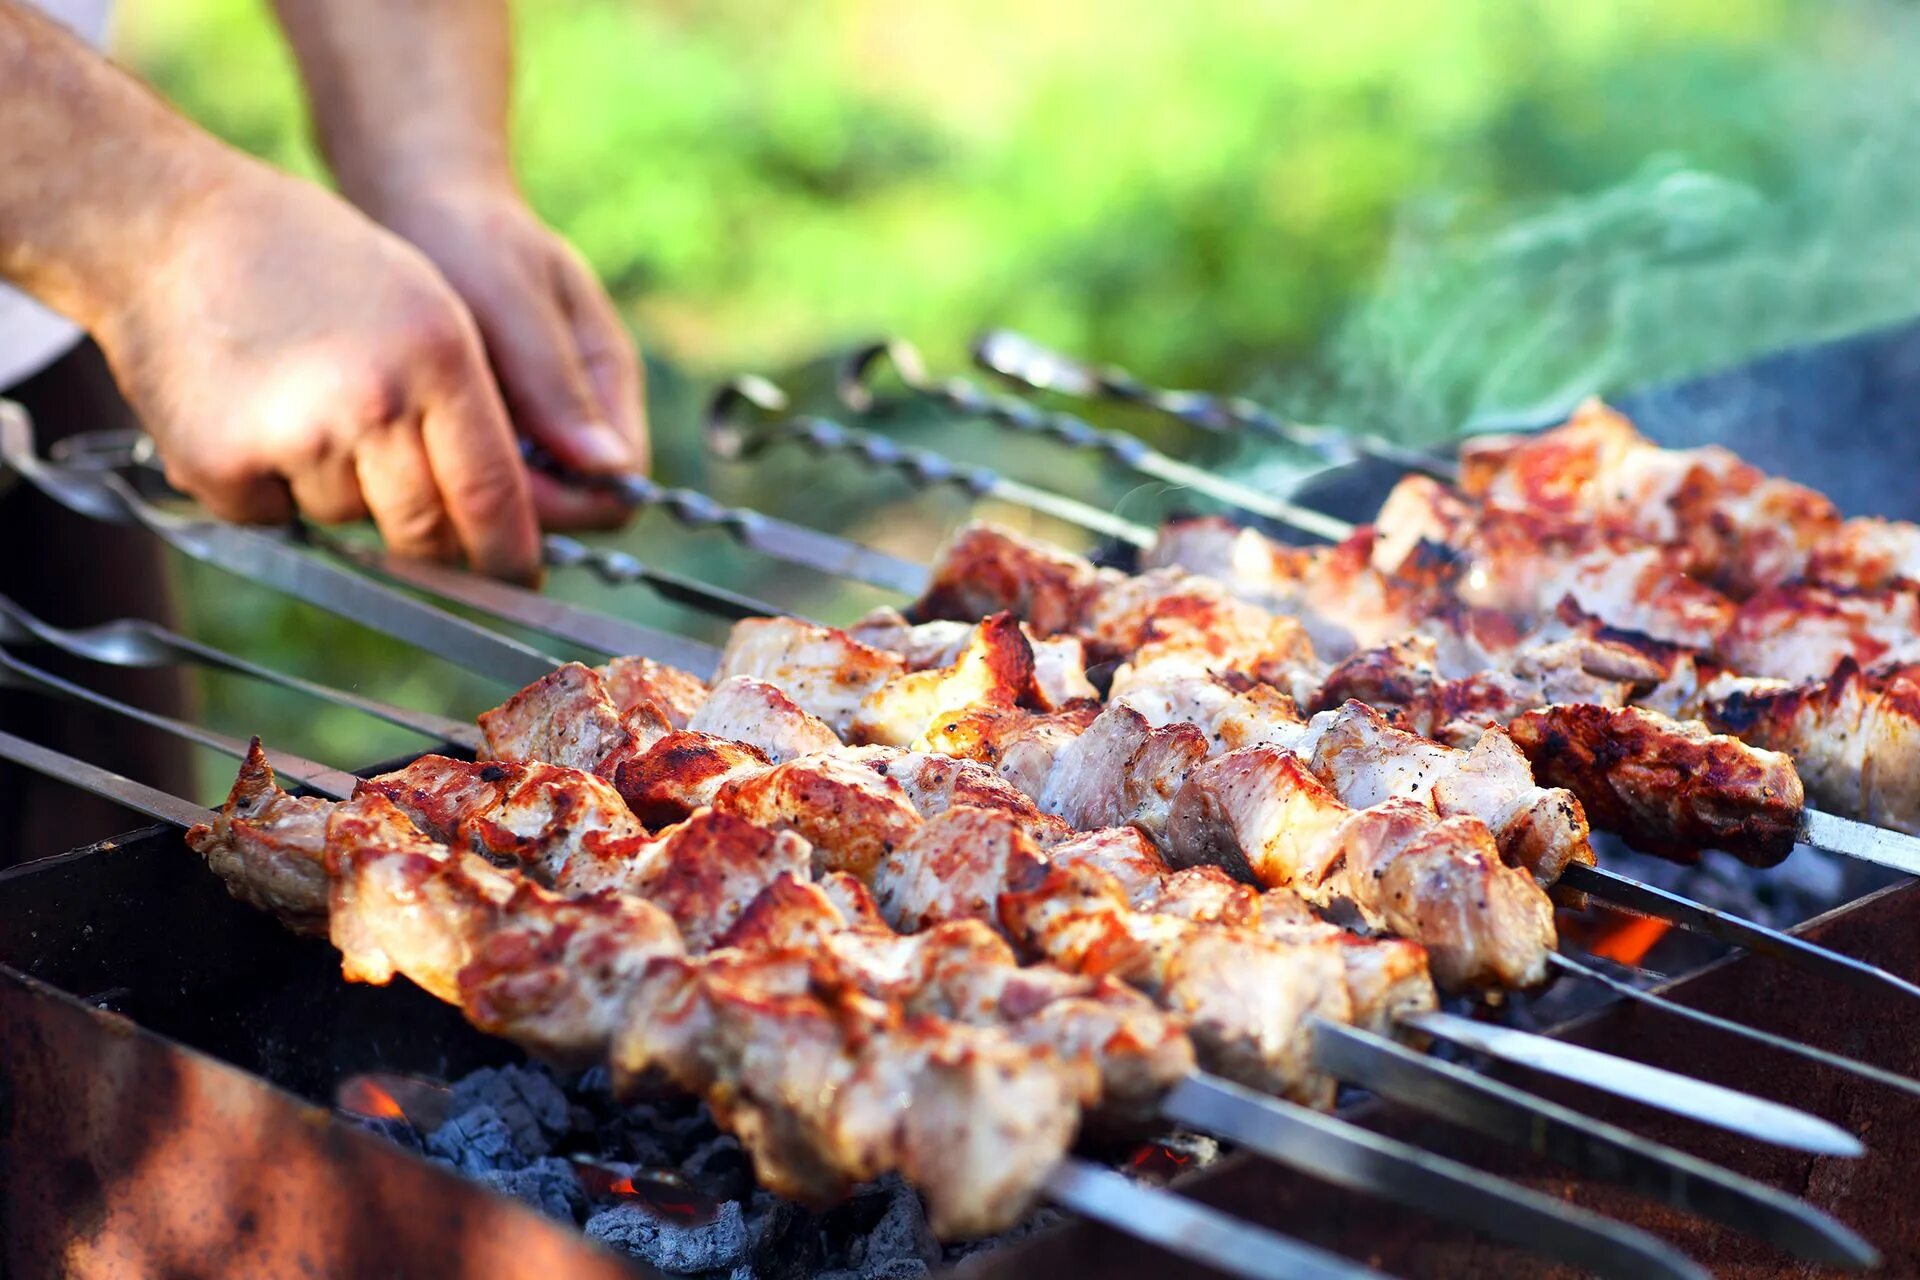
[1310,1022,1875,1267]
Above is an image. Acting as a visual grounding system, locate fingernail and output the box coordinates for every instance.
[565,422,635,472]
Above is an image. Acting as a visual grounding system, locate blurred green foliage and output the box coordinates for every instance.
[85,0,1920,799]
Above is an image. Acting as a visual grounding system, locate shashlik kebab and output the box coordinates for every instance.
[721,373,1918,682]
[186,740,1755,1277]
[915,519,1920,877]
[701,390,1920,879]
[1,725,1838,1276]
[451,622,1920,1104]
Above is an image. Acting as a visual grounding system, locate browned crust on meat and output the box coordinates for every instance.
[1508,704,1803,866]
[613,731,770,827]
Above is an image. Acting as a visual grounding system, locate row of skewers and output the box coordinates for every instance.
[8,368,1920,1276]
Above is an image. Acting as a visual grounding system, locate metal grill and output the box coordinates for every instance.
[4,322,1920,1279]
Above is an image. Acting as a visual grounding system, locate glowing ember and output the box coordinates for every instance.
[333,1072,454,1132]
[1124,1143,1193,1182]
[570,1158,720,1225]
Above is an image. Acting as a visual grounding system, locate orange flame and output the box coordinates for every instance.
[1587,914,1673,968]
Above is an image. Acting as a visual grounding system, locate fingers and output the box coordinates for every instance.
[287,447,370,526]
[464,257,638,478]
[529,470,633,531]
[180,465,297,527]
[417,363,542,583]
[553,248,649,474]
[352,420,457,562]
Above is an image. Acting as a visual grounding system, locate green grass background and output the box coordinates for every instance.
[86,0,1920,799]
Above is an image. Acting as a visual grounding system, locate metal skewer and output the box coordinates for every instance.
[0,727,1831,1277]
[0,592,482,753]
[839,339,1352,542]
[969,329,1461,482]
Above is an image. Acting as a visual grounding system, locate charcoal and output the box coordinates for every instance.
[480,1156,586,1223]
[341,1112,425,1153]
[748,1196,825,1280]
[681,1133,753,1201]
[847,1178,937,1278]
[426,1104,529,1175]
[585,1199,750,1274]
[450,1065,570,1157]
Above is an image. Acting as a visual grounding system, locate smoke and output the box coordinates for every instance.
[1306,8,1920,446]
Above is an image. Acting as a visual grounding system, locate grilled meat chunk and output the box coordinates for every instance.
[1705,659,1920,835]
[612,730,771,827]
[1508,704,1803,865]
[597,656,710,728]
[1038,705,1209,845]
[1808,517,1920,592]
[1719,584,1920,683]
[480,662,667,777]
[914,521,1118,638]
[850,613,1039,747]
[922,702,1100,797]
[688,675,842,764]
[716,618,905,736]
[873,806,1048,933]
[715,752,924,882]
[326,792,686,1065]
[187,738,334,933]
[612,950,1080,1238]
[1163,744,1551,990]
[863,750,1071,844]
[1309,700,1593,885]
[999,861,1349,1106]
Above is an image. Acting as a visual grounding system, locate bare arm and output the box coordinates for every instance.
[274,0,649,521]
[0,1,541,579]
[0,3,228,334]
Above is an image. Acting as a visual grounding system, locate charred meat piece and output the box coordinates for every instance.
[1508,704,1803,866]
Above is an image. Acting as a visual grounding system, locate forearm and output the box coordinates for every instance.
[0,3,244,333]
[272,0,515,216]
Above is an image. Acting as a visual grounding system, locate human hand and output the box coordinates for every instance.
[94,164,543,580]
[366,176,647,529]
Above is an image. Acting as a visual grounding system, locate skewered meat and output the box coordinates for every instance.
[998,859,1351,1107]
[851,606,1099,709]
[1164,744,1552,989]
[913,522,1119,638]
[329,791,686,1065]
[862,749,1072,845]
[1507,704,1803,865]
[198,748,1082,1237]
[687,675,842,764]
[1706,658,1920,834]
[186,738,333,934]
[850,612,1039,747]
[1307,700,1593,887]
[612,951,1080,1237]
[597,655,710,728]
[716,617,905,736]
[1039,705,1209,845]
[1718,584,1920,683]
[480,662,667,777]
[612,730,769,827]
[714,752,925,882]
